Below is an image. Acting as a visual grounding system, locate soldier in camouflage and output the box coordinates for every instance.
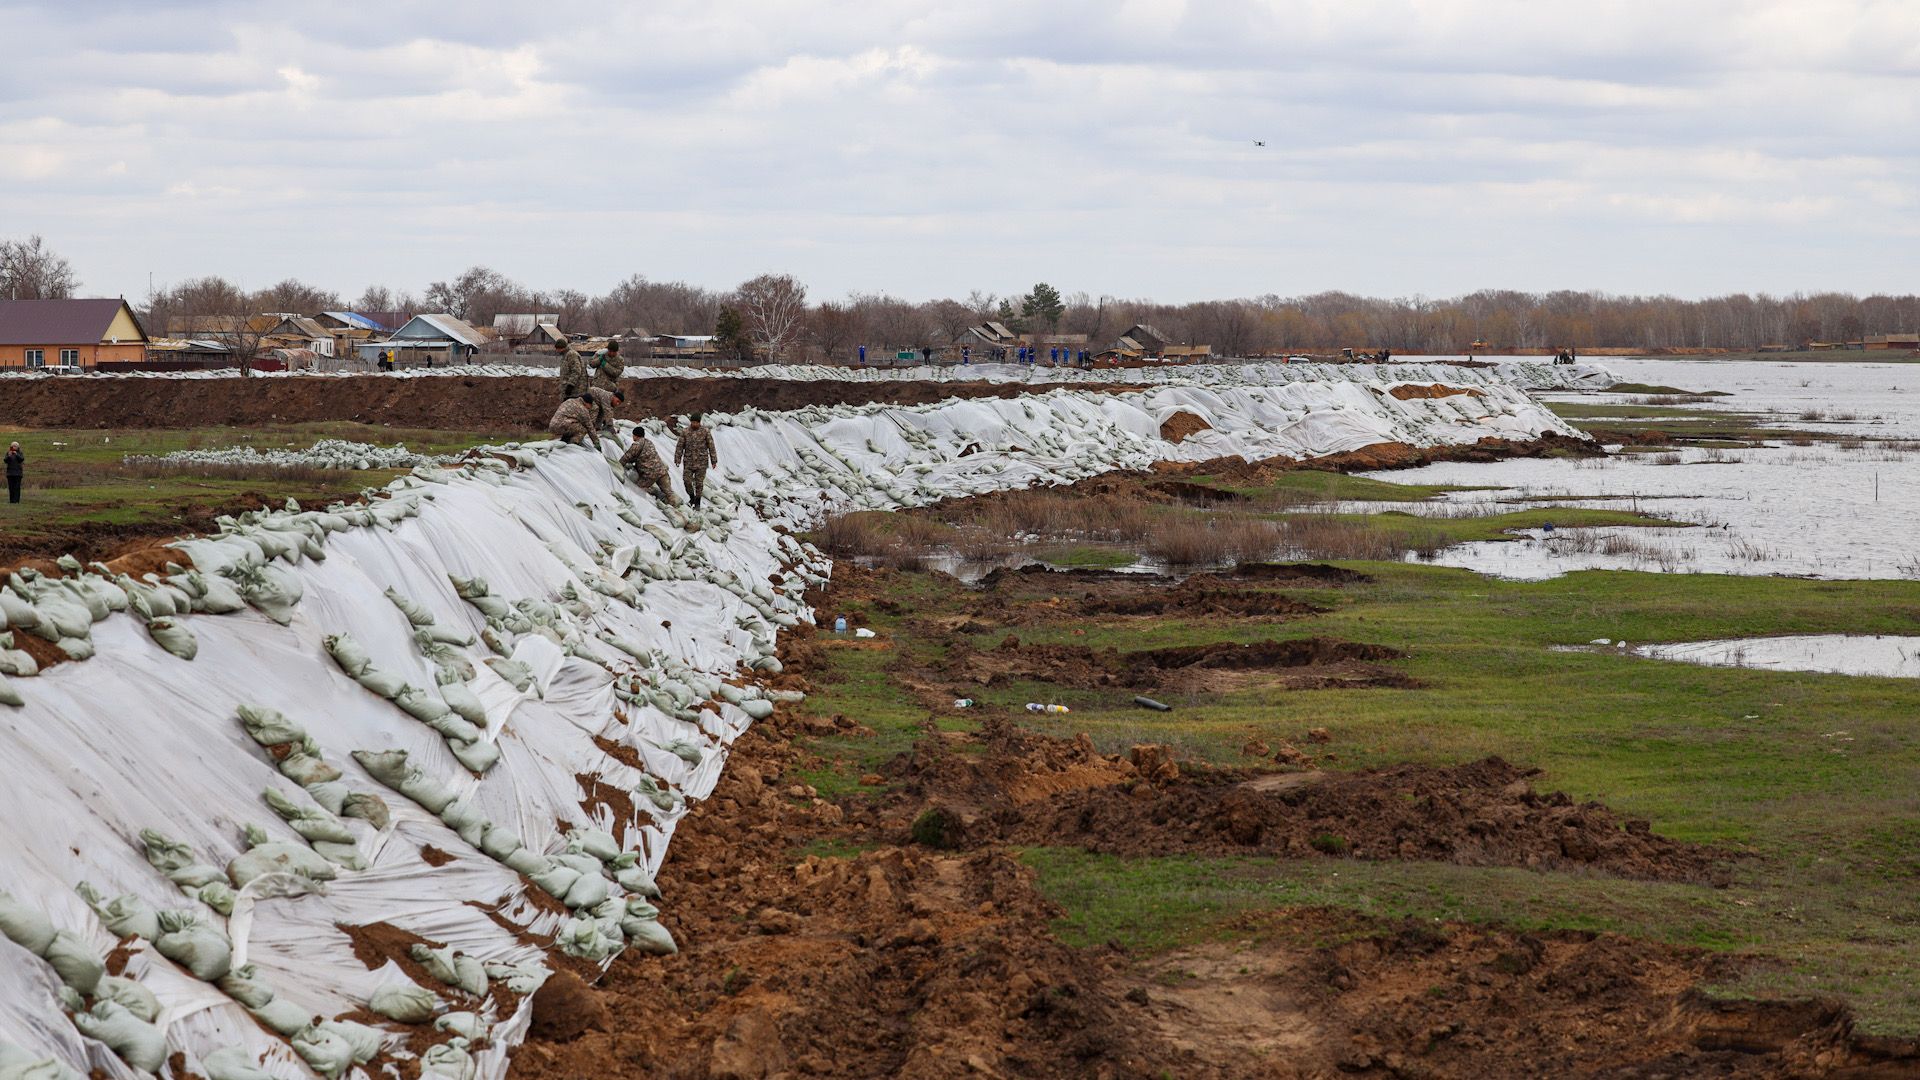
[555,337,587,398]
[674,413,718,509]
[620,432,677,505]
[586,386,623,432]
[547,394,602,449]
[591,339,625,394]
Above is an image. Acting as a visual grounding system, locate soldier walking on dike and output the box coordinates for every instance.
[621,433,678,505]
[5,442,22,504]
[555,336,587,398]
[592,339,625,393]
[547,394,603,449]
[674,413,718,509]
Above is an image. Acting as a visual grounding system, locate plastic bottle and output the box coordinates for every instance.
[833,616,847,634]
[953,698,974,709]
[1025,703,1071,714]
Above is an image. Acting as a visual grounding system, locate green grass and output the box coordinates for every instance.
[1604,383,1730,396]
[1184,469,1488,504]
[800,551,1920,1032]
[0,423,508,552]
[1038,545,1139,568]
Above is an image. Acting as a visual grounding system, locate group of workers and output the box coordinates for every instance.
[545,337,719,509]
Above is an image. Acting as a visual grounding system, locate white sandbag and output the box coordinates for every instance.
[528,865,580,900]
[316,1020,383,1065]
[613,863,661,900]
[619,913,679,956]
[154,911,232,981]
[290,1025,354,1079]
[438,799,488,847]
[420,1039,475,1080]
[408,945,486,997]
[227,842,336,888]
[69,1001,166,1074]
[354,666,409,700]
[54,638,93,661]
[249,997,311,1037]
[394,686,454,725]
[384,587,436,627]
[561,873,610,911]
[198,880,237,914]
[323,633,372,677]
[0,891,56,956]
[435,671,487,728]
[481,962,548,996]
[448,738,500,774]
[42,932,104,995]
[263,787,355,845]
[93,976,160,1024]
[556,917,622,961]
[434,1012,485,1041]
[0,674,20,708]
[216,967,275,1009]
[478,827,523,862]
[235,703,304,746]
[278,742,343,786]
[192,573,249,614]
[484,658,534,692]
[144,616,198,660]
[421,622,476,647]
[567,829,621,863]
[200,1046,277,1080]
[368,983,440,1024]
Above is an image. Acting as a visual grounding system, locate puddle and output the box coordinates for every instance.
[1575,634,1920,678]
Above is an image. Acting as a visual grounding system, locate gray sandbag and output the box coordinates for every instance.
[420,1039,474,1080]
[278,741,342,786]
[290,1025,354,1079]
[528,865,581,900]
[351,748,412,788]
[562,873,610,911]
[0,590,37,631]
[657,738,705,766]
[368,983,440,1024]
[480,627,512,656]
[502,847,548,877]
[201,1046,277,1080]
[93,976,160,1024]
[553,852,603,878]
[236,703,303,746]
[447,575,489,599]
[0,674,20,708]
[316,1020,383,1065]
[468,593,513,620]
[192,574,248,615]
[75,883,159,942]
[264,788,354,845]
[144,614,196,657]
[448,738,500,775]
[396,686,456,726]
[481,962,548,996]
[323,633,372,677]
[0,633,36,677]
[385,587,436,627]
[310,842,366,871]
[434,1011,485,1040]
[619,910,678,956]
[249,997,312,1037]
[197,881,236,916]
[70,1000,165,1073]
[435,669,487,728]
[354,667,409,700]
[408,944,486,997]
[54,637,93,661]
[613,861,661,900]
[229,562,302,625]
[42,931,104,995]
[567,829,621,863]
[484,657,535,693]
[215,966,274,1009]
[420,622,475,647]
[438,800,488,848]
[339,792,392,831]
[478,827,523,862]
[227,842,336,888]
[556,916,622,961]
[154,910,232,981]
[0,891,56,956]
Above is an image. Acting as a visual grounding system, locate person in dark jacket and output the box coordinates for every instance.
[5,442,22,504]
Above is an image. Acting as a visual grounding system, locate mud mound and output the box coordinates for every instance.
[1388,382,1487,400]
[527,970,608,1043]
[1157,410,1212,442]
[998,756,1720,882]
[1146,477,1245,503]
[6,374,1135,431]
[1076,576,1328,618]
[1230,561,1374,585]
[958,635,1413,693]
[975,564,1154,589]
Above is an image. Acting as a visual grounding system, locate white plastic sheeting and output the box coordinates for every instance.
[0,371,1581,1077]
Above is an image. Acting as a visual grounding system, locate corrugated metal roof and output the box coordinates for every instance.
[321,311,390,332]
[0,299,146,346]
[391,314,487,348]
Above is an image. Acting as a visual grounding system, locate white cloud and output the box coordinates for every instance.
[0,0,1912,301]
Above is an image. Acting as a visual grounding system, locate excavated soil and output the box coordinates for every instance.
[953,635,1416,694]
[972,565,1335,620]
[1231,561,1375,585]
[1386,382,1487,400]
[1157,410,1212,442]
[4,374,1136,431]
[506,609,1920,1080]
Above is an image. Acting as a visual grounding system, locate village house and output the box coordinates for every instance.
[315,311,392,358]
[353,313,487,366]
[492,313,566,350]
[1864,333,1920,351]
[0,297,149,370]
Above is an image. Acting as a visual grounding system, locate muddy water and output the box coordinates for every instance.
[1583,634,1920,679]
[1358,358,1920,580]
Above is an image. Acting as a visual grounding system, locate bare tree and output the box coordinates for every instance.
[735,273,808,363]
[810,301,860,362]
[0,235,79,299]
[252,278,339,314]
[924,298,975,345]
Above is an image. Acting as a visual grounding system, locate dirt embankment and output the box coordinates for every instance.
[506,571,1920,1080]
[3,375,1136,431]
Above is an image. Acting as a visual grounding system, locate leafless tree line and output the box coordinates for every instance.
[10,230,1911,357]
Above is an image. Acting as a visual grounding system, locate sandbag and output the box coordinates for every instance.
[354,666,410,700]
[448,738,500,774]
[556,916,622,961]
[421,622,475,647]
[614,863,661,900]
[216,966,275,1009]
[198,881,237,916]
[76,883,159,942]
[528,865,581,900]
[620,912,679,956]
[435,671,487,728]
[323,632,372,677]
[42,931,104,995]
[567,829,621,863]
[385,587,436,627]
[408,945,486,997]
[434,1012,485,1041]
[482,962,548,996]
[368,983,440,1024]
[290,1026,354,1079]
[200,1046,277,1080]
[264,787,355,845]
[0,633,36,678]
[562,873,610,911]
[144,616,198,660]
[420,1039,475,1080]
[397,686,456,727]
[484,658,535,692]
[0,674,20,708]
[192,573,249,615]
[278,742,342,786]
[249,997,311,1037]
[339,792,392,830]
[448,575,489,599]
[0,891,56,956]
[154,911,232,981]
[228,842,336,888]
[438,799,489,847]
[478,827,523,862]
[93,976,160,1024]
[317,1020,383,1065]
[70,1001,165,1074]
[235,703,304,747]
[0,1043,85,1080]
[54,637,93,661]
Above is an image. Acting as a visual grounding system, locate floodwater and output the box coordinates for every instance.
[1589,634,1920,679]
[1358,358,1920,580]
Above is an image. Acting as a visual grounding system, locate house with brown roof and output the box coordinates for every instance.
[0,298,149,370]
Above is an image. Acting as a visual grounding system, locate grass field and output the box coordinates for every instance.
[0,423,508,554]
[795,514,1920,1031]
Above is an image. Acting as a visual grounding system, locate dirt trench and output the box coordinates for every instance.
[3,374,1135,431]
[952,634,1417,694]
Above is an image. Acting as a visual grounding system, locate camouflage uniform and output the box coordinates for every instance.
[591,350,625,394]
[547,396,601,449]
[557,346,587,398]
[585,386,619,432]
[620,435,677,504]
[674,422,718,508]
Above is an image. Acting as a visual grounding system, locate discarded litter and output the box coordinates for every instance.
[1026,703,1071,714]
[854,627,876,639]
[1133,695,1173,712]
[952,698,974,709]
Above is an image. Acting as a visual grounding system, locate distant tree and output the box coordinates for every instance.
[714,306,752,364]
[965,289,999,320]
[424,266,515,322]
[354,285,394,312]
[809,301,860,361]
[142,275,248,332]
[252,278,339,314]
[0,235,79,300]
[735,273,808,362]
[925,298,976,344]
[1021,283,1065,332]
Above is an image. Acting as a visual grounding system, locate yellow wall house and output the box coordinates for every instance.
[0,298,149,370]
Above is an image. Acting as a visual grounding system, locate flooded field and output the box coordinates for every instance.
[1591,633,1920,679]
[1365,357,1920,579]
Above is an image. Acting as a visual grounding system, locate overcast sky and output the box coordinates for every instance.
[2,0,1915,304]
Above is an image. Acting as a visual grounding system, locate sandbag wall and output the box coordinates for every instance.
[0,372,1583,1079]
